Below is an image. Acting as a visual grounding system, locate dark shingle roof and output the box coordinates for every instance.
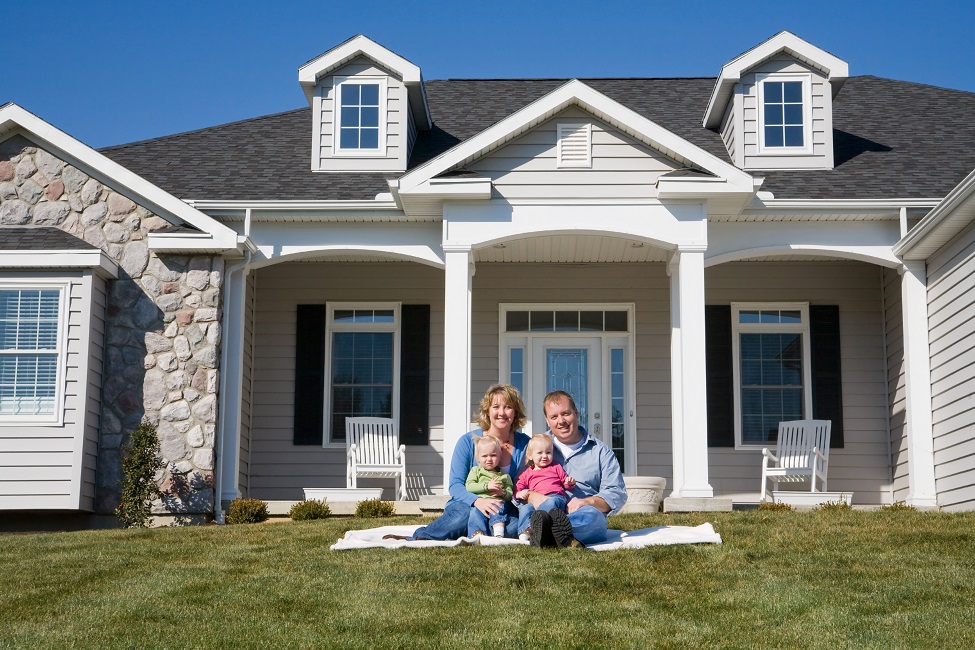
[0,226,95,250]
[99,76,975,202]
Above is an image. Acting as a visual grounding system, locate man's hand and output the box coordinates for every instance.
[566,495,611,514]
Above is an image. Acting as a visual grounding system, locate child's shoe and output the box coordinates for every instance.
[518,530,530,542]
[492,523,505,538]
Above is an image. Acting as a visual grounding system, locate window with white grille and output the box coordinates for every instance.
[0,288,64,417]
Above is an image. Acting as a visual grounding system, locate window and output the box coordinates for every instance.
[732,303,812,446]
[0,287,64,418]
[758,75,810,151]
[326,305,399,443]
[335,77,384,155]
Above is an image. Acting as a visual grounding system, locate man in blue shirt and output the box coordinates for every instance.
[521,390,627,548]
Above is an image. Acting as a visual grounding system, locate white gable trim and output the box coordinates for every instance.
[894,169,975,261]
[0,103,240,252]
[0,249,119,279]
[298,35,431,130]
[704,31,849,129]
[395,79,755,196]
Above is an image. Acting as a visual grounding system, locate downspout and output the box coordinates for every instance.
[214,209,254,523]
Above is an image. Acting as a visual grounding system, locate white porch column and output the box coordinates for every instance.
[216,258,251,513]
[668,247,713,498]
[899,261,938,507]
[442,245,474,491]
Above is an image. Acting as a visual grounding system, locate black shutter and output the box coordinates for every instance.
[706,305,735,447]
[399,304,430,445]
[293,304,326,445]
[810,305,844,448]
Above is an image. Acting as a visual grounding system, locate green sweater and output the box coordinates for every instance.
[465,466,514,501]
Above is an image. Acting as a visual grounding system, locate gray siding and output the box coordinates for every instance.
[248,262,445,501]
[317,56,407,172]
[706,262,892,504]
[720,101,736,164]
[926,220,975,510]
[469,107,681,200]
[238,271,256,495]
[739,55,834,170]
[883,267,910,502]
[0,270,95,510]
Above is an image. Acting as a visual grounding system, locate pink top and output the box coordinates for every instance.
[515,463,571,497]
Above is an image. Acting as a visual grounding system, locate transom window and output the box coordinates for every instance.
[504,310,628,333]
[326,305,399,443]
[0,288,63,417]
[336,79,383,153]
[732,304,812,447]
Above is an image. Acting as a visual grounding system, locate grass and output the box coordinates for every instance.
[1,510,974,649]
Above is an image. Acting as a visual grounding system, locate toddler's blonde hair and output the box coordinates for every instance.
[526,433,554,467]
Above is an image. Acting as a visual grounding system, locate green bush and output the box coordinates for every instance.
[226,498,269,524]
[814,499,853,512]
[757,500,795,512]
[881,501,918,512]
[355,498,395,518]
[115,420,165,528]
[289,499,331,521]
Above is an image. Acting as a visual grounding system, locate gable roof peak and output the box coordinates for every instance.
[703,31,849,128]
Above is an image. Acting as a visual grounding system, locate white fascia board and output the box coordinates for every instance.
[147,231,243,254]
[746,197,941,212]
[894,168,975,260]
[0,104,240,250]
[400,177,492,200]
[186,199,402,212]
[0,249,119,278]
[397,79,755,195]
[703,31,849,128]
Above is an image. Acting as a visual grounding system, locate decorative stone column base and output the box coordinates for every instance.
[621,476,667,513]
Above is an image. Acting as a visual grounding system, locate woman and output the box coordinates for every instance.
[407,384,530,541]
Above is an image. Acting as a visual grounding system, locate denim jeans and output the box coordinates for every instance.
[516,501,608,545]
[467,500,518,538]
[410,500,470,540]
[516,495,568,534]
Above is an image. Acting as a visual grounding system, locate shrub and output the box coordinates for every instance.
[814,500,853,512]
[226,498,269,524]
[758,501,795,512]
[355,498,395,518]
[881,501,918,512]
[289,499,332,521]
[116,420,165,528]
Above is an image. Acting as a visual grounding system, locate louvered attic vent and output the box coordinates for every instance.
[557,122,592,168]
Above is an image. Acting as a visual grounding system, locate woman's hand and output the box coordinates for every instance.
[474,497,503,516]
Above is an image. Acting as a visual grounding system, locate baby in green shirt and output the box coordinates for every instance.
[465,436,514,537]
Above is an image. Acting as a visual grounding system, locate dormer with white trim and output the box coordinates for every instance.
[704,31,848,172]
[298,35,432,173]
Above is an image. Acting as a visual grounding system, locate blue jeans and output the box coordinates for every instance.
[517,502,608,545]
[468,500,518,537]
[411,500,470,540]
[516,495,568,534]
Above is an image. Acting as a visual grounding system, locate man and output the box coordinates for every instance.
[522,390,627,548]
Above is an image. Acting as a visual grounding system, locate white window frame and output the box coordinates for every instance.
[756,73,813,155]
[323,302,400,447]
[332,76,387,157]
[0,282,69,425]
[557,122,592,168]
[731,302,813,449]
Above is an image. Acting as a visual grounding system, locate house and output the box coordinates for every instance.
[3,30,975,523]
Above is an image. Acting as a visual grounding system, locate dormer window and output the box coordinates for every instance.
[335,77,385,156]
[757,74,811,153]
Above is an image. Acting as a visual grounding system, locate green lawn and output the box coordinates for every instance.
[1,510,974,649]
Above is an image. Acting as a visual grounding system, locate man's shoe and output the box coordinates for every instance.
[528,510,555,547]
[548,509,579,549]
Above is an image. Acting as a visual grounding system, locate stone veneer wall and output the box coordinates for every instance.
[0,135,223,515]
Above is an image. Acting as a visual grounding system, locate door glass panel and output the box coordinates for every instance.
[509,347,525,396]
[545,348,589,431]
[610,347,625,470]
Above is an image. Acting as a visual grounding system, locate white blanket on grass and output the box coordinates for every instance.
[330,523,721,551]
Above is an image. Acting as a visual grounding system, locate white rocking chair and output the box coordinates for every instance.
[345,417,406,500]
[760,419,831,502]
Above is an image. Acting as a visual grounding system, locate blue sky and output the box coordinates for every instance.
[2,0,973,148]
